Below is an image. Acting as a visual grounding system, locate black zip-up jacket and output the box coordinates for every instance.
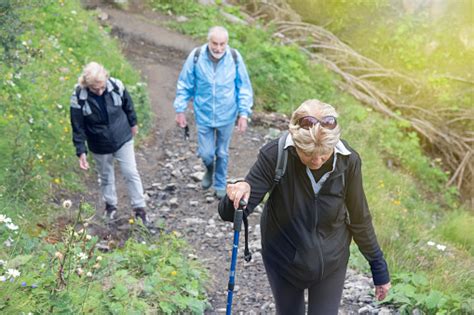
[70,78,137,156]
[221,138,389,289]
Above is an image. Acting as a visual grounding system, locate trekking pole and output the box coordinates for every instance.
[226,199,246,315]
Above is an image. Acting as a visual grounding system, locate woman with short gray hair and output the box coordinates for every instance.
[70,62,149,224]
[219,99,391,314]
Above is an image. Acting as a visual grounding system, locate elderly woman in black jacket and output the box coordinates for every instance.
[220,99,391,314]
[70,62,148,223]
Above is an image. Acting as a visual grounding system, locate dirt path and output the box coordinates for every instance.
[80,1,395,314]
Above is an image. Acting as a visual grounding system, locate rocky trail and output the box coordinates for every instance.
[77,1,395,313]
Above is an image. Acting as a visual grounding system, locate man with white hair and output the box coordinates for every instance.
[173,26,253,199]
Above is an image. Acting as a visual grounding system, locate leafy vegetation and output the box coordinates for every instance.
[146,0,473,313]
[0,202,208,314]
[0,0,206,313]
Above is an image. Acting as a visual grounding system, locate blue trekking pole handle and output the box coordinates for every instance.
[226,199,247,315]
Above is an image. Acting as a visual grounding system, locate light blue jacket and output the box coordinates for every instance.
[173,44,253,128]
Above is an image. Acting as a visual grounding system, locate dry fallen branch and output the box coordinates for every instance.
[240,0,473,198]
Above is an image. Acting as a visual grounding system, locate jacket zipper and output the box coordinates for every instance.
[212,60,217,125]
[314,194,325,281]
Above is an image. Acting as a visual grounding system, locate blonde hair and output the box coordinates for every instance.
[78,62,109,88]
[288,99,341,156]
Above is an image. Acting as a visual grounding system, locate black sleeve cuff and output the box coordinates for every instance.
[370,258,390,285]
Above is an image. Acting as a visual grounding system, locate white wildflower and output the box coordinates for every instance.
[6,268,20,278]
[96,256,102,261]
[56,103,63,109]
[85,235,92,241]
[0,215,11,224]
[86,271,92,277]
[4,237,13,247]
[5,223,18,231]
[0,214,8,223]
[62,200,72,209]
[76,267,83,276]
[427,241,435,246]
[28,117,34,124]
[436,244,446,251]
[0,276,6,282]
[77,252,88,261]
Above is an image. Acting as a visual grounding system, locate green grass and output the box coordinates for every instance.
[0,0,152,210]
[146,1,474,313]
[0,1,207,313]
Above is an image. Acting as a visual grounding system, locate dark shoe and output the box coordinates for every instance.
[104,203,117,220]
[215,189,226,200]
[133,207,148,224]
[201,165,214,190]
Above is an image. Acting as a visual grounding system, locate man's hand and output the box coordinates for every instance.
[237,116,248,133]
[79,153,89,170]
[131,125,139,137]
[375,282,391,301]
[176,113,187,128]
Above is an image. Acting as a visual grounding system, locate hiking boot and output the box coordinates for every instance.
[104,203,117,220]
[133,207,148,225]
[215,189,226,200]
[201,165,214,190]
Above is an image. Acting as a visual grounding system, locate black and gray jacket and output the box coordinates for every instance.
[220,136,390,289]
[70,78,137,156]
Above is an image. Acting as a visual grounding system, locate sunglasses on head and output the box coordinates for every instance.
[298,115,337,130]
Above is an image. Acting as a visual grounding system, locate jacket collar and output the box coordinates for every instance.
[78,80,112,101]
[284,133,352,176]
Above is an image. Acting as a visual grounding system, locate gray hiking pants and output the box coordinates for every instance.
[93,140,146,209]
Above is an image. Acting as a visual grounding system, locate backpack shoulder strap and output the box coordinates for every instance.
[193,46,201,64]
[74,85,86,106]
[192,47,201,86]
[267,131,289,197]
[230,48,239,78]
[274,130,289,184]
[230,48,238,65]
[108,77,124,97]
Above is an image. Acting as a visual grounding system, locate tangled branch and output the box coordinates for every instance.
[239,1,473,197]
